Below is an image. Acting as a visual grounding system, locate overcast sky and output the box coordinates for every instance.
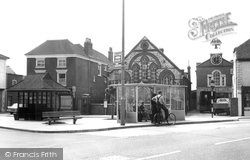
[1,0,250,89]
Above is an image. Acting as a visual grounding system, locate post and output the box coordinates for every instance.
[120,0,126,125]
[211,90,213,118]
[210,80,215,118]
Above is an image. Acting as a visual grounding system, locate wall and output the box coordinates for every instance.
[91,103,116,115]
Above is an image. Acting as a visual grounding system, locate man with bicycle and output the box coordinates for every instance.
[152,90,169,121]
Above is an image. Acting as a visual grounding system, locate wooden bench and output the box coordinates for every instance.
[42,111,82,125]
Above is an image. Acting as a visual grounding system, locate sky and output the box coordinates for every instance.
[1,0,250,90]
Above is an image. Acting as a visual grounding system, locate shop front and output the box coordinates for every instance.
[110,83,186,123]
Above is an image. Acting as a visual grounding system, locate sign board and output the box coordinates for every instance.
[104,100,108,108]
[114,52,122,63]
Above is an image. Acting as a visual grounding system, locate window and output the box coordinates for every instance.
[207,70,226,87]
[56,70,67,86]
[58,74,66,86]
[98,64,101,76]
[132,64,140,83]
[104,65,107,71]
[57,58,67,68]
[141,56,149,81]
[12,79,17,86]
[213,71,220,86]
[36,58,45,68]
[150,63,157,83]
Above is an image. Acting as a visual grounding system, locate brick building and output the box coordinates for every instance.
[233,38,250,116]
[0,54,9,112]
[196,38,233,112]
[6,66,24,106]
[25,38,112,114]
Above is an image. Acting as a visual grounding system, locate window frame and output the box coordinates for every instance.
[57,58,67,68]
[36,58,45,68]
[56,70,68,86]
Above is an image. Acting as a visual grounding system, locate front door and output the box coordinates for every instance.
[242,87,250,116]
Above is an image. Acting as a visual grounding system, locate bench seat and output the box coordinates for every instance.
[42,111,82,125]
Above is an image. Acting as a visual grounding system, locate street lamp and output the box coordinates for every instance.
[210,80,215,118]
[120,0,126,125]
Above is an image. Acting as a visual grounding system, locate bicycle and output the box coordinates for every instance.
[154,107,176,126]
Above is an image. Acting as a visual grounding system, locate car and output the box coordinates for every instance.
[7,103,18,114]
[213,98,230,115]
[216,98,229,104]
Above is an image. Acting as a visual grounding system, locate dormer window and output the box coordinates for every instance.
[36,58,45,68]
[12,79,17,86]
[57,58,67,68]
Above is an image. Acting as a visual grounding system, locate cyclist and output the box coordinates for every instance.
[152,90,169,121]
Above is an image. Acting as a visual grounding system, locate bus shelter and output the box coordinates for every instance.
[109,83,186,123]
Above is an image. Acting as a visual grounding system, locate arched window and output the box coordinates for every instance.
[149,63,157,83]
[163,75,174,85]
[213,71,220,86]
[159,70,175,85]
[132,63,140,83]
[140,56,149,81]
[207,70,226,87]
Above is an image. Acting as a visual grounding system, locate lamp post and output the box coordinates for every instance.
[120,0,125,125]
[210,80,215,118]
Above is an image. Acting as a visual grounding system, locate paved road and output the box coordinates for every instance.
[1,120,250,160]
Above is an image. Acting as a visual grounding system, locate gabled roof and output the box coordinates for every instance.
[25,39,111,64]
[234,38,250,60]
[125,36,182,72]
[7,73,70,92]
[6,66,16,74]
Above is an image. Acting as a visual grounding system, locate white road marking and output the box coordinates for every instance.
[135,150,181,160]
[215,137,250,145]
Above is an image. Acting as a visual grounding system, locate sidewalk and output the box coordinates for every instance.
[0,112,247,133]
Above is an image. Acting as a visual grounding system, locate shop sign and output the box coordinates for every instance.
[201,87,232,92]
[188,12,237,41]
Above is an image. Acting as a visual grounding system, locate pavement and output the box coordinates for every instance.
[0,111,249,133]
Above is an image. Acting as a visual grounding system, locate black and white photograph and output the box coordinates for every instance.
[0,0,250,159]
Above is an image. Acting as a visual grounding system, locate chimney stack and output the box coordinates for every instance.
[108,47,113,63]
[84,38,93,56]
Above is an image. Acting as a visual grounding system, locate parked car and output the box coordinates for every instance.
[213,98,230,115]
[7,103,18,114]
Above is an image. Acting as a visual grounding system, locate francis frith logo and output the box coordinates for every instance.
[188,12,237,41]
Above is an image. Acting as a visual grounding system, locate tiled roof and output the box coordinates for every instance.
[0,54,9,60]
[7,73,70,92]
[25,39,111,64]
[75,44,110,63]
[25,39,83,56]
[235,39,250,60]
[6,66,16,74]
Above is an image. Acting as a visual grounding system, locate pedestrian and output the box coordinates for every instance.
[151,93,157,123]
[152,90,169,120]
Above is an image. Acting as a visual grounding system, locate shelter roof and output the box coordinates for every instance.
[7,73,70,92]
